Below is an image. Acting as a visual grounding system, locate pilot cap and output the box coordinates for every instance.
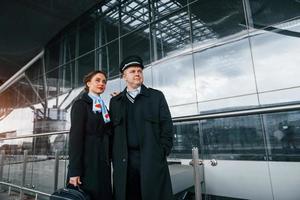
[120,55,144,73]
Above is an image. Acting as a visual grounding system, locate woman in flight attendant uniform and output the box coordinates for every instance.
[68,70,112,200]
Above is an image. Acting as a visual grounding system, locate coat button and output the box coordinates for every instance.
[122,158,126,162]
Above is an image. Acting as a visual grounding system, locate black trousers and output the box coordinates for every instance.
[126,150,142,200]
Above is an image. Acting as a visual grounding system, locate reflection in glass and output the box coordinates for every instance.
[0,134,70,193]
[190,0,246,46]
[142,66,152,88]
[64,27,77,63]
[249,0,300,28]
[60,61,76,93]
[23,59,46,103]
[152,55,197,106]
[99,7,119,45]
[120,0,150,35]
[45,42,60,73]
[263,111,300,161]
[152,0,187,21]
[194,38,257,101]
[77,53,95,88]
[170,103,198,118]
[250,24,300,92]
[0,107,34,136]
[201,115,266,160]
[151,7,191,59]
[79,18,95,55]
[46,69,59,98]
[198,94,259,114]
[102,78,121,105]
[259,87,300,106]
[171,121,200,159]
[121,27,150,65]
[98,41,119,78]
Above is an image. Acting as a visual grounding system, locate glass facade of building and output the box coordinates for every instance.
[0,0,300,199]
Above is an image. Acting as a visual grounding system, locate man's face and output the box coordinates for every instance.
[123,65,144,89]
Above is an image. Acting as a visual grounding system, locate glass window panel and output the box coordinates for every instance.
[25,61,46,101]
[121,27,150,65]
[0,89,14,114]
[250,23,300,92]
[152,55,197,106]
[9,77,41,107]
[142,66,152,88]
[79,18,95,55]
[263,110,300,161]
[198,95,259,114]
[100,0,120,39]
[31,135,55,193]
[46,64,75,98]
[95,3,120,46]
[189,0,247,46]
[151,8,191,59]
[152,0,188,21]
[249,0,300,27]
[99,16,119,46]
[201,115,266,160]
[45,41,60,73]
[76,53,95,88]
[64,27,77,62]
[0,107,34,136]
[194,38,257,101]
[25,60,43,82]
[98,40,119,78]
[4,138,27,186]
[102,78,121,105]
[51,133,69,188]
[120,0,150,35]
[170,103,198,118]
[60,61,76,92]
[170,121,200,159]
[259,88,300,106]
[46,69,59,98]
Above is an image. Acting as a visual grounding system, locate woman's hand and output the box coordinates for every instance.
[69,176,82,187]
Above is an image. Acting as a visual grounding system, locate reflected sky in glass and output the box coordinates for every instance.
[194,38,257,101]
[259,87,300,106]
[142,66,153,88]
[103,78,121,105]
[0,107,34,136]
[251,23,300,92]
[170,103,198,117]
[152,54,197,106]
[198,94,259,113]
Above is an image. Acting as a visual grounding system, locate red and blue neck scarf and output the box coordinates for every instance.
[88,93,111,124]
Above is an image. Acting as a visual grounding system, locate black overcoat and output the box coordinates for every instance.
[109,85,173,200]
[68,92,112,200]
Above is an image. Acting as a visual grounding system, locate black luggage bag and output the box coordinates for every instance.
[50,186,90,200]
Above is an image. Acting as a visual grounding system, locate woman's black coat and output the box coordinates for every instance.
[109,85,173,200]
[68,92,112,200]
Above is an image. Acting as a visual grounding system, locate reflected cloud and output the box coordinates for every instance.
[170,103,198,117]
[251,24,300,92]
[152,55,197,106]
[195,38,257,101]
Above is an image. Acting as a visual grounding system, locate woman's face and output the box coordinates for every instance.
[87,73,107,95]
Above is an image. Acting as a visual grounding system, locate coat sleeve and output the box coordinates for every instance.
[68,100,86,177]
[158,92,173,156]
[108,99,115,161]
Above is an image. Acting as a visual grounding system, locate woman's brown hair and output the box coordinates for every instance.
[83,70,107,92]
